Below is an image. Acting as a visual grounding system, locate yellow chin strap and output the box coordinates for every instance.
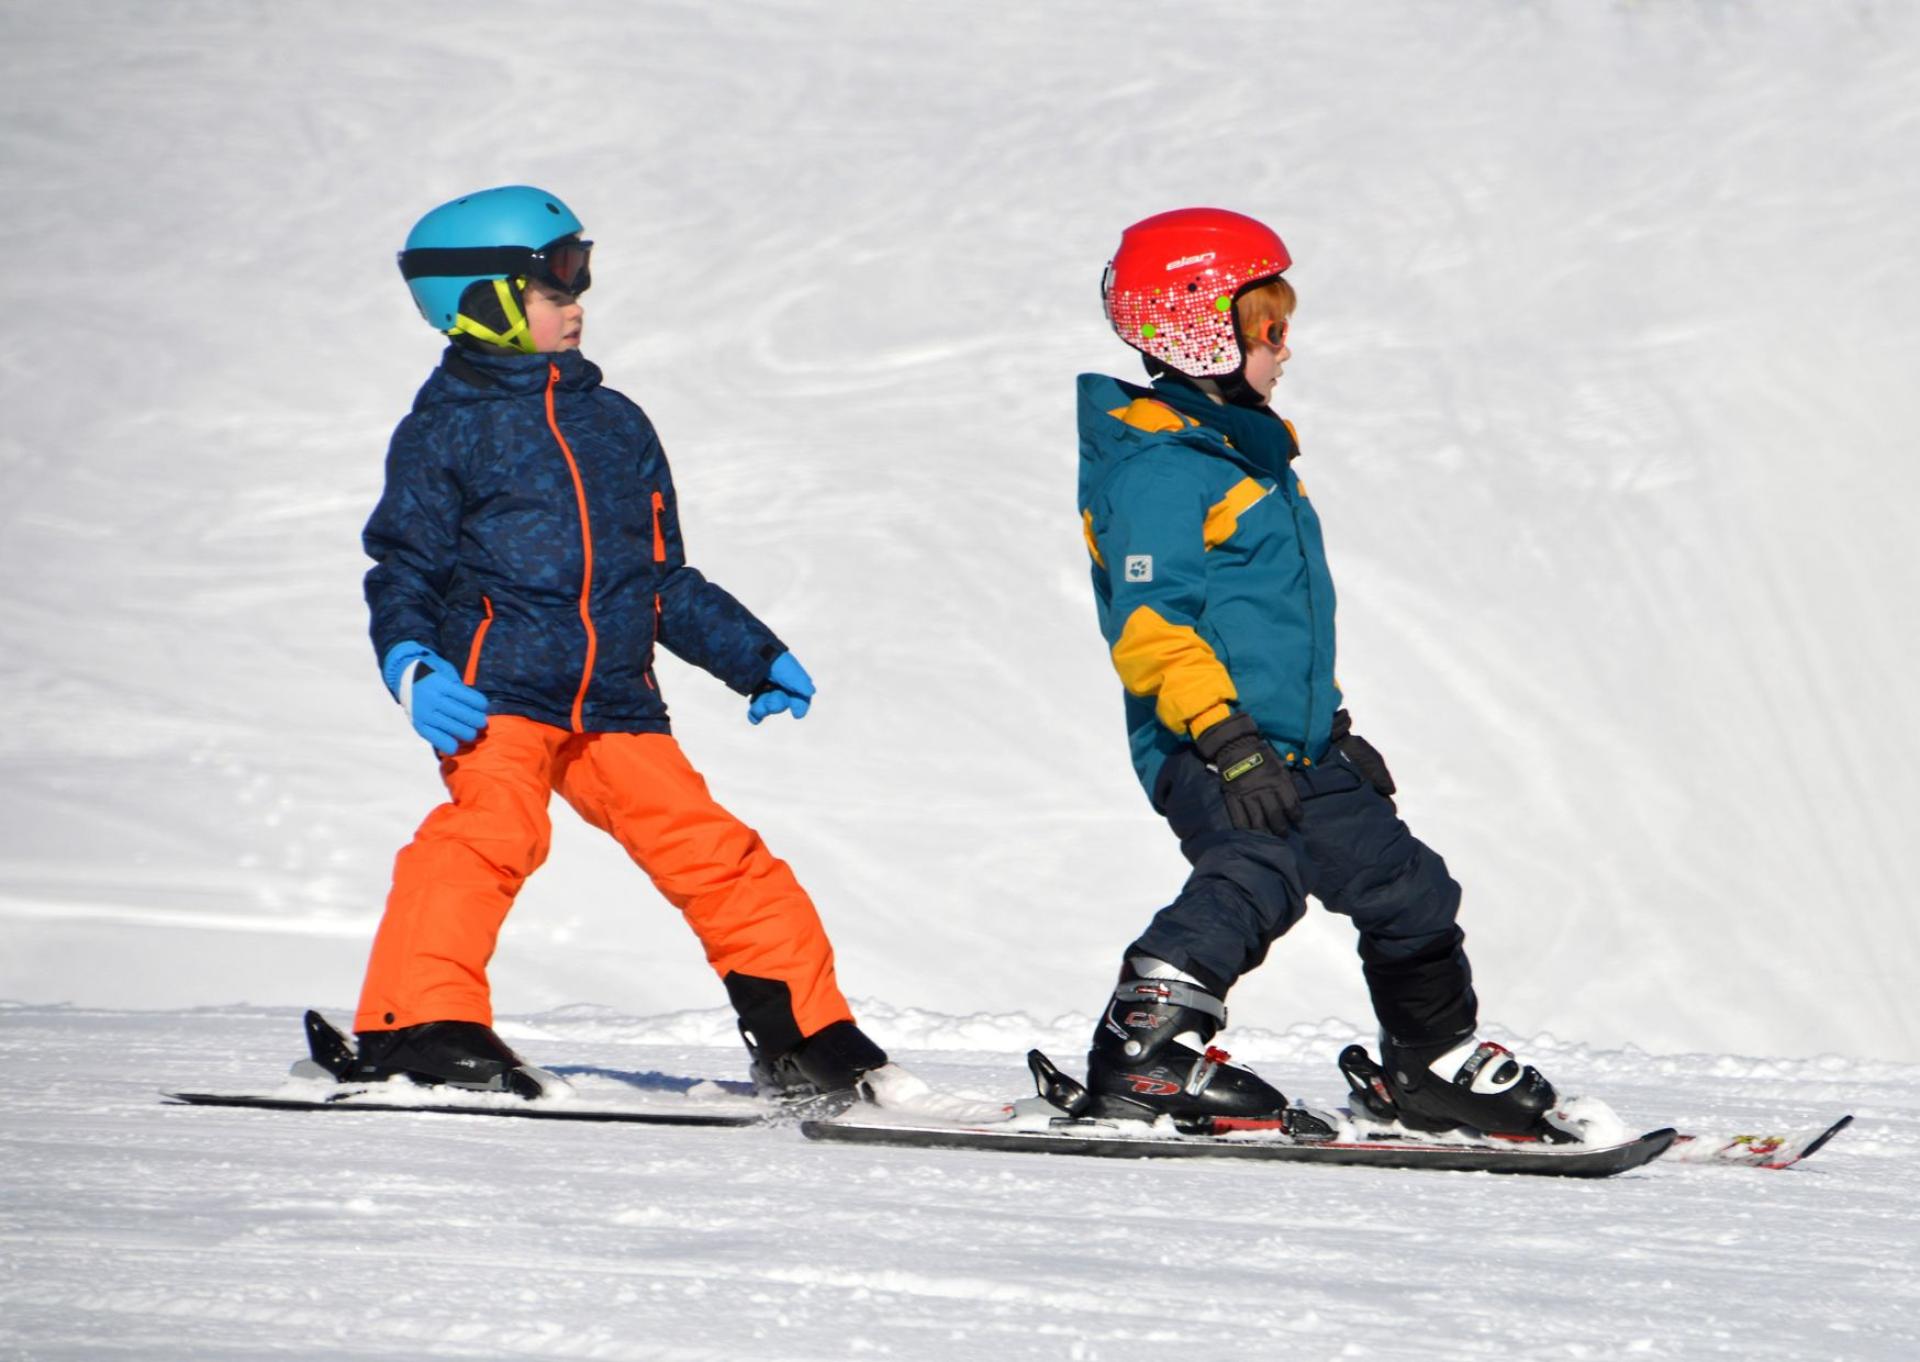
[448,276,537,353]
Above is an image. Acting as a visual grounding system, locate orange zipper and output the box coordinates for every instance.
[648,589,662,692]
[648,492,665,693]
[462,595,494,685]
[546,363,598,731]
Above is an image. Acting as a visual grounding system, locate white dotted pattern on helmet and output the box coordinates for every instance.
[1106,256,1285,379]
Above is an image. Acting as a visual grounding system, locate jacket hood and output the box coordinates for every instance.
[1077,372,1263,502]
[413,344,605,410]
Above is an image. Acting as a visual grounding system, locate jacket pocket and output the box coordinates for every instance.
[651,490,666,563]
[462,595,495,685]
[1297,754,1364,801]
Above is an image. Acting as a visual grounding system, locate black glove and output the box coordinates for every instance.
[1329,708,1396,801]
[1193,712,1302,835]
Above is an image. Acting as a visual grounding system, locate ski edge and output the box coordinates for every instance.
[161,1090,767,1127]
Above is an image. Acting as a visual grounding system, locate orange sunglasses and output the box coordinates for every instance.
[1249,317,1291,350]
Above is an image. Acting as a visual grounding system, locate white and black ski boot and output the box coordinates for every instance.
[1356,1034,1561,1139]
[743,1019,888,1114]
[347,1020,563,1099]
[1085,957,1306,1131]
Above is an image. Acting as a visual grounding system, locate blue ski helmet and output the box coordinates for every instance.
[397,186,590,344]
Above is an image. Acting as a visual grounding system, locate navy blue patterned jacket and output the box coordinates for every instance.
[363,345,784,734]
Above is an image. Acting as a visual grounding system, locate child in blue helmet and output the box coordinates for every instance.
[351,185,891,1104]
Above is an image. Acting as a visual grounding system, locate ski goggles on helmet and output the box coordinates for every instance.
[398,233,594,296]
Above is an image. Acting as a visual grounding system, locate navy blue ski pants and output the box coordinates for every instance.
[1130,745,1478,1047]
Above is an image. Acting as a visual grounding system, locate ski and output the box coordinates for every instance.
[798,1049,1673,1178]
[162,1088,767,1127]
[800,1111,1676,1177]
[162,1009,772,1127]
[1663,1115,1854,1170]
[801,1047,1852,1179]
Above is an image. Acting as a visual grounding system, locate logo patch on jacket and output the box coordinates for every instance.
[1125,555,1154,583]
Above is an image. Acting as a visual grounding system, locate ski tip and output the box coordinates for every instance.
[1781,1113,1854,1166]
[1663,1114,1855,1170]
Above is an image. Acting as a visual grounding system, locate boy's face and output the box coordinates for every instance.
[1240,321,1291,402]
[522,279,584,352]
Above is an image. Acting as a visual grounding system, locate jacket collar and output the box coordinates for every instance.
[1149,375,1298,473]
[421,343,604,405]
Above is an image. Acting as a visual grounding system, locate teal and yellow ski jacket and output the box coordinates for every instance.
[1076,372,1342,800]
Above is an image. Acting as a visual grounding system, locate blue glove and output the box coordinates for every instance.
[382,642,490,755]
[748,652,814,725]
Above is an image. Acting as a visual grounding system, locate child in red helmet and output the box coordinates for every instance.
[1074,207,1565,1138]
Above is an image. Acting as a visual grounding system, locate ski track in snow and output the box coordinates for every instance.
[2,1006,1917,1361]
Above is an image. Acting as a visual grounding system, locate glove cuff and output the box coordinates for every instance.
[1193,711,1259,763]
[381,641,438,699]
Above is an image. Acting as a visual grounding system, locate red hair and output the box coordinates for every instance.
[1236,278,1296,348]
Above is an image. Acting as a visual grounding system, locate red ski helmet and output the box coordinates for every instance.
[1101,208,1291,379]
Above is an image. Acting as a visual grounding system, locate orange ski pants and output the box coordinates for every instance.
[355,715,853,1042]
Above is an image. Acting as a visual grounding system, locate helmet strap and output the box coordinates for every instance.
[448,277,537,353]
[1144,353,1269,411]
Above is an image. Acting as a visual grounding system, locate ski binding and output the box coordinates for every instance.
[162,1010,768,1128]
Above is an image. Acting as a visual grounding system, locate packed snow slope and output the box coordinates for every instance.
[3,2,1918,1063]
[3,1005,1914,1362]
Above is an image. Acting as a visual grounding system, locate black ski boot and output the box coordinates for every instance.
[348,1020,560,1099]
[1085,957,1295,1129]
[743,1019,888,1113]
[1368,1034,1560,1138]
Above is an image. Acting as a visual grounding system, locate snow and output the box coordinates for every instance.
[3,1,1919,1356]
[3,1003,1916,1360]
